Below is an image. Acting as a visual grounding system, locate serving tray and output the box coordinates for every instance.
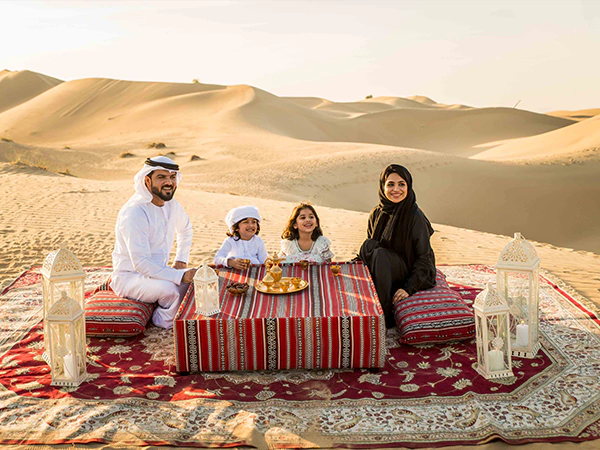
[255,277,308,295]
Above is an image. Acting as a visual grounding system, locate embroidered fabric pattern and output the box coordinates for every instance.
[0,265,598,448]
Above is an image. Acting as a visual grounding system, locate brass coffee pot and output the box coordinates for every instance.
[263,252,285,290]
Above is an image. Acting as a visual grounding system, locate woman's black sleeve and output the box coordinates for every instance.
[400,215,436,295]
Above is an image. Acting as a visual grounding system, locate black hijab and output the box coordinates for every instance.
[371,164,433,247]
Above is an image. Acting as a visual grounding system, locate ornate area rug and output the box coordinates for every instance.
[0,265,599,448]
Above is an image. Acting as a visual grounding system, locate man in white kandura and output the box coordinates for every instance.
[111,156,196,329]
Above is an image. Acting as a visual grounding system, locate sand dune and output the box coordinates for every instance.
[336,107,573,156]
[0,70,598,256]
[407,95,438,105]
[286,98,398,116]
[406,94,471,109]
[0,73,573,157]
[1,70,600,450]
[547,108,600,121]
[472,114,600,161]
[0,77,231,146]
[284,95,470,117]
[367,96,441,109]
[0,69,62,114]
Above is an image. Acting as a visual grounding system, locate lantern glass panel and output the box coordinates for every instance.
[207,282,218,300]
[474,282,513,379]
[72,315,87,378]
[486,313,509,351]
[49,322,75,381]
[43,278,85,356]
[49,280,85,309]
[499,269,540,358]
[475,315,486,368]
[48,319,87,385]
[478,312,513,377]
[193,266,220,316]
[500,271,529,341]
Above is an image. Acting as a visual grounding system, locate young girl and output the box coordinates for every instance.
[214,205,268,270]
[279,202,334,264]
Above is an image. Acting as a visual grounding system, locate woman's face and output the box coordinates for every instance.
[384,172,408,203]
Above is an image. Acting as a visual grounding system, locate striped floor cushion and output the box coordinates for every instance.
[394,269,475,345]
[85,281,154,337]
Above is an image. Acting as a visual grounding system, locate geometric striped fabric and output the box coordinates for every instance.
[394,269,475,345]
[88,276,113,295]
[174,261,386,373]
[85,288,154,337]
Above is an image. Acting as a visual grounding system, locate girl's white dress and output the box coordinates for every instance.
[214,235,268,267]
[279,236,334,264]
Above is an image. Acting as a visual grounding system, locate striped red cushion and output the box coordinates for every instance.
[85,289,154,337]
[89,276,113,295]
[394,269,475,344]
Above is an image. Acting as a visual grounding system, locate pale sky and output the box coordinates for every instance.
[1,0,599,113]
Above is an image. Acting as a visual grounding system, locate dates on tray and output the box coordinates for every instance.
[226,282,249,295]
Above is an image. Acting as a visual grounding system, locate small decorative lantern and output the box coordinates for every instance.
[41,244,86,363]
[46,291,88,386]
[474,282,514,379]
[496,232,541,358]
[193,262,220,316]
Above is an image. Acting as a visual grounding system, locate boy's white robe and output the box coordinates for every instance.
[214,235,268,267]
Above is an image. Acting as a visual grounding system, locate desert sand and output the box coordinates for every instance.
[1,69,599,292]
[0,70,599,449]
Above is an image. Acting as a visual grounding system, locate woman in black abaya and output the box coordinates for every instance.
[359,164,437,328]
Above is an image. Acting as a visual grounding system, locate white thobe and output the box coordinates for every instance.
[111,200,193,328]
[214,235,268,267]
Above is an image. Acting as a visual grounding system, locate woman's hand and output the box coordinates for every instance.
[392,288,410,305]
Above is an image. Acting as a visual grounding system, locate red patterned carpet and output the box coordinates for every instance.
[0,265,599,448]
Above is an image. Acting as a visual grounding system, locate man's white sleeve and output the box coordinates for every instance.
[119,209,185,284]
[173,202,193,264]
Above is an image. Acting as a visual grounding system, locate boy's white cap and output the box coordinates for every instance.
[225,205,261,232]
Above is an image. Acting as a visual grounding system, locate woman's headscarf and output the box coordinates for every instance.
[371,164,433,246]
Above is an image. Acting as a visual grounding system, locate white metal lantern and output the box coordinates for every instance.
[474,282,514,379]
[193,262,220,316]
[41,244,86,363]
[496,232,541,358]
[46,291,88,386]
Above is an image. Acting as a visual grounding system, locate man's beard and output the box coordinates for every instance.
[151,185,176,202]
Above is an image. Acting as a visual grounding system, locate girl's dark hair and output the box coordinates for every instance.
[227,218,261,240]
[281,202,323,241]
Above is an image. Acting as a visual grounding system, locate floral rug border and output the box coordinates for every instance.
[0,265,599,448]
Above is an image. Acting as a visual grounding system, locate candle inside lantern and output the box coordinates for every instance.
[488,348,504,371]
[516,321,529,347]
[63,353,77,379]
